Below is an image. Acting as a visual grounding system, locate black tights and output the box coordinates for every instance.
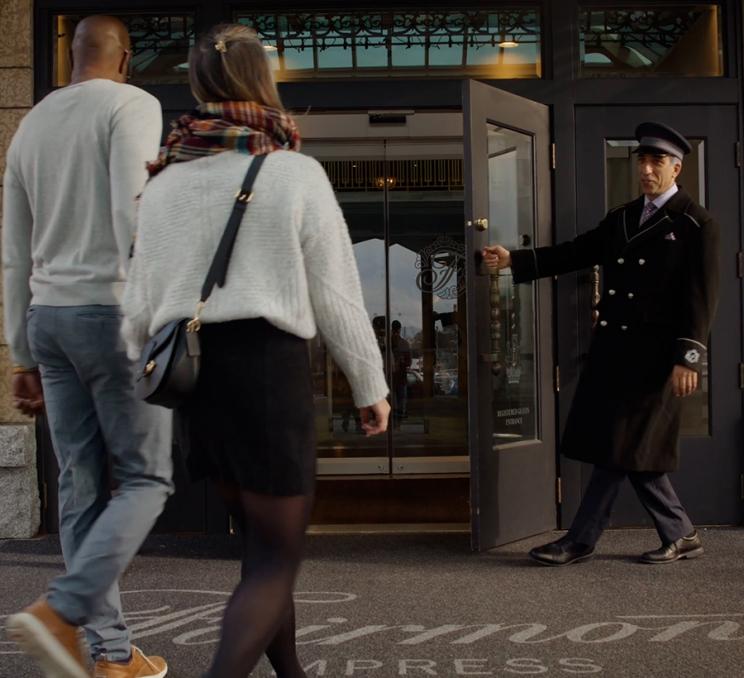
[207,481,312,678]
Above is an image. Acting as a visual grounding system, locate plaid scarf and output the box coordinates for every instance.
[147,101,301,177]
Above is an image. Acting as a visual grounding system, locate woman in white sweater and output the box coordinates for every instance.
[122,23,389,678]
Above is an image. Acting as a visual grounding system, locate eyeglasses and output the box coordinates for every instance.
[123,48,133,80]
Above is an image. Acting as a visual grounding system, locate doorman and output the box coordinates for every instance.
[484,121,719,566]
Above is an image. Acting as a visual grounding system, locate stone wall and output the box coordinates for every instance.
[0,0,40,539]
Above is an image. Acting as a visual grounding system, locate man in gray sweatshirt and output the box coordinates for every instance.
[3,16,171,678]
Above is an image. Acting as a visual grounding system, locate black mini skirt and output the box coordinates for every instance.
[176,318,316,496]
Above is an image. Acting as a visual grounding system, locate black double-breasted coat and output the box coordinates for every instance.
[510,187,720,472]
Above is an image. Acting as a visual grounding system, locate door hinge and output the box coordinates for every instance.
[736,141,742,168]
[740,474,744,500]
[556,477,563,505]
[739,363,744,390]
[737,251,744,278]
[42,481,48,510]
[550,142,556,170]
[554,365,560,392]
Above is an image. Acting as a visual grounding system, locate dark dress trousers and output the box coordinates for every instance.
[510,187,720,473]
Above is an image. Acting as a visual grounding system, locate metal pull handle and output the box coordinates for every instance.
[488,271,502,375]
[591,265,600,327]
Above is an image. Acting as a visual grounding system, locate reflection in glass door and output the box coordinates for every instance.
[301,140,388,474]
[387,140,469,473]
[302,131,469,475]
[487,125,538,442]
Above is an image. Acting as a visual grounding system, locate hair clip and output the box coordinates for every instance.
[214,39,227,53]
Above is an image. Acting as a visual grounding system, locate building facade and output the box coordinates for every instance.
[1,0,742,548]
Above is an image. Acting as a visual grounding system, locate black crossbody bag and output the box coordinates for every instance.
[135,154,267,408]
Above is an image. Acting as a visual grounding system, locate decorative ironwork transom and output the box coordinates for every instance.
[580,5,723,76]
[53,14,195,86]
[236,9,541,79]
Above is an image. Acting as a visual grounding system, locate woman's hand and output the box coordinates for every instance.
[669,365,698,397]
[482,245,512,271]
[359,399,391,436]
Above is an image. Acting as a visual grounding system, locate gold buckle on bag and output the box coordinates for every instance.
[186,301,204,333]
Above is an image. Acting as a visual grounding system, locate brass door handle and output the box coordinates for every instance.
[488,271,502,376]
[591,265,600,328]
[467,217,489,231]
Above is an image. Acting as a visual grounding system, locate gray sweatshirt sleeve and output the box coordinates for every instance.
[300,160,389,408]
[2,156,36,368]
[109,92,163,276]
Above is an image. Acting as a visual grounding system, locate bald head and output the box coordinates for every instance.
[70,16,131,84]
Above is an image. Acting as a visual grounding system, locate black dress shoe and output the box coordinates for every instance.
[639,530,704,564]
[529,536,595,566]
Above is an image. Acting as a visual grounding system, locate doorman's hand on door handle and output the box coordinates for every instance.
[482,245,512,271]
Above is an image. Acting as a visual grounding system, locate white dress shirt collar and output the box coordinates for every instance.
[644,183,679,210]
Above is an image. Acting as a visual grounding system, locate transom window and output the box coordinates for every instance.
[53,14,195,86]
[579,4,723,77]
[235,9,542,80]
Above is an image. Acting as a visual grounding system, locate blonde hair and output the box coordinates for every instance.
[189,23,284,110]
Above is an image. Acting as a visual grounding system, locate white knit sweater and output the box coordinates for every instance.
[3,79,162,367]
[122,150,389,407]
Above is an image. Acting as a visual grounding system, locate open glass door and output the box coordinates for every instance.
[464,80,556,551]
[300,115,471,479]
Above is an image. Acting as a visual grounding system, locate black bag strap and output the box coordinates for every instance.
[200,153,268,303]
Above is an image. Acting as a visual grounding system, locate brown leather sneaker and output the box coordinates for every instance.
[94,646,168,677]
[6,597,88,678]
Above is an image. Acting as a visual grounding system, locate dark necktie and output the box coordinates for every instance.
[639,201,657,226]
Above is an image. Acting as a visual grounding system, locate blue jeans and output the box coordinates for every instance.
[27,305,173,662]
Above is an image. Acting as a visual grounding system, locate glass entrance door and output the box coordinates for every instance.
[301,138,388,475]
[463,81,556,551]
[387,139,469,474]
[300,115,470,476]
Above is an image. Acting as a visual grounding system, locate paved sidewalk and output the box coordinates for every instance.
[2,528,743,678]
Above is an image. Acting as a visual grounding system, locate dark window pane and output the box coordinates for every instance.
[580,5,723,77]
[353,14,389,69]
